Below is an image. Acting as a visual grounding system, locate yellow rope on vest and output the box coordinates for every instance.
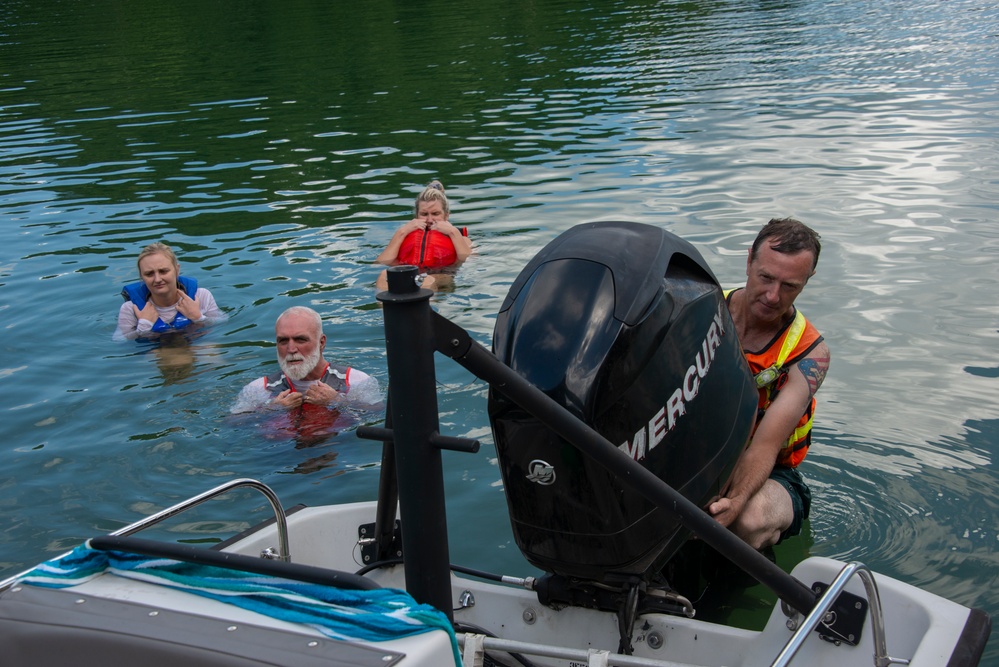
[756,308,805,388]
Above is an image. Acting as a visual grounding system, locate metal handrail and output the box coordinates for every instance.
[0,478,290,593]
[110,478,290,561]
[771,561,910,667]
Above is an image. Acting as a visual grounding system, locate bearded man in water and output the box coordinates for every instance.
[231,306,380,414]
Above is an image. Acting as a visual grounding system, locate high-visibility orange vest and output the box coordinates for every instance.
[726,289,823,468]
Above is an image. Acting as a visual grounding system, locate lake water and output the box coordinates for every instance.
[2,0,997,662]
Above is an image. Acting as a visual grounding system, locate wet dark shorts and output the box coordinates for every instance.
[770,465,811,543]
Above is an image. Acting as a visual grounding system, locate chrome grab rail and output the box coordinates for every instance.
[771,561,910,667]
[0,478,290,593]
[109,478,290,561]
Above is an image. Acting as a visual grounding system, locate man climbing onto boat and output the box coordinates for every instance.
[709,218,829,550]
[375,180,472,292]
[231,306,380,414]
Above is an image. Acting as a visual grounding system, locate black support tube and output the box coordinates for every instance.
[90,535,380,591]
[374,425,401,564]
[376,267,455,622]
[432,311,820,617]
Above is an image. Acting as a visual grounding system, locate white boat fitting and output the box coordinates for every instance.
[0,222,990,667]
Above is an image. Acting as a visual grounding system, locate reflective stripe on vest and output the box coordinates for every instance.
[754,308,805,389]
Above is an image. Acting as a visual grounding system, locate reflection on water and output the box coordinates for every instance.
[150,335,197,385]
[1,0,998,662]
[228,405,360,451]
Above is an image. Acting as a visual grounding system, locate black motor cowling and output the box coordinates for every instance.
[489,221,757,583]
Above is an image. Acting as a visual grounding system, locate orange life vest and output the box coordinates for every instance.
[727,290,823,468]
[397,228,466,271]
[260,363,357,446]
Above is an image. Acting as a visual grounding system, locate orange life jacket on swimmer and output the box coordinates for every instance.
[261,363,357,446]
[397,227,468,271]
[726,289,823,468]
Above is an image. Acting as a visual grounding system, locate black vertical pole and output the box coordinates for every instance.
[376,266,453,622]
[373,395,399,563]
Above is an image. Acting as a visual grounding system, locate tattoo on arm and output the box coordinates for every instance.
[798,355,828,398]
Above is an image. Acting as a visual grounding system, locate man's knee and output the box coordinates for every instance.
[768,467,811,543]
[732,480,794,549]
[731,517,781,550]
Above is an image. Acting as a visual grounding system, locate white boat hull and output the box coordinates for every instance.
[238,502,985,667]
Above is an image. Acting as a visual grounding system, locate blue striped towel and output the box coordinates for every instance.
[19,541,460,665]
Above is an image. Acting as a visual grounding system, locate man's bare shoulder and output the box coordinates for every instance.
[797,340,830,397]
[805,338,830,363]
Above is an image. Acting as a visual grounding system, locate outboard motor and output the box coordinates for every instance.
[489,221,757,619]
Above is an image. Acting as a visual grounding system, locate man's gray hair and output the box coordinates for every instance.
[276,306,324,337]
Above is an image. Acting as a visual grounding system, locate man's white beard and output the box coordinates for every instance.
[278,347,323,382]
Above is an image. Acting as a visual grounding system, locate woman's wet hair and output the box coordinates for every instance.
[414,180,449,216]
[137,241,179,273]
